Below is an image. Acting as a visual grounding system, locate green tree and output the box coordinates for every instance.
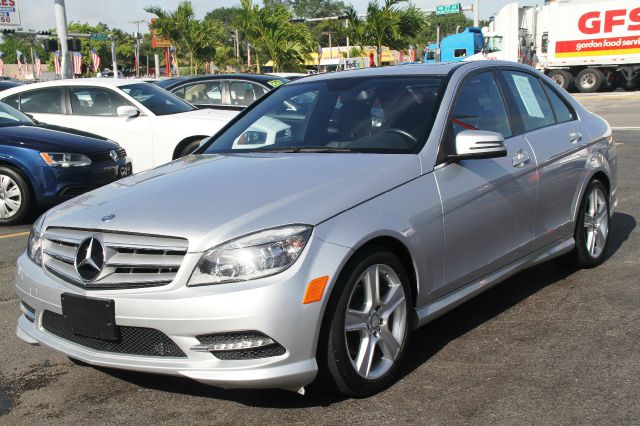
[236,0,314,72]
[413,12,473,50]
[346,0,425,66]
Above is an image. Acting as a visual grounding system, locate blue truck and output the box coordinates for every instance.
[424,27,484,63]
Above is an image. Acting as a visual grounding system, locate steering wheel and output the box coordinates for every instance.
[380,128,418,144]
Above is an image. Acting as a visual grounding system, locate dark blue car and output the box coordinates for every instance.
[0,102,131,225]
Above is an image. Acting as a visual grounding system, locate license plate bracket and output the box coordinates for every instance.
[118,162,132,178]
[61,293,119,341]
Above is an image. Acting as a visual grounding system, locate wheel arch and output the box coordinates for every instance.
[172,135,208,160]
[572,170,611,223]
[0,157,36,197]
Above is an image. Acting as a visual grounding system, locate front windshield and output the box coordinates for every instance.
[484,36,504,53]
[0,101,33,127]
[202,76,443,154]
[119,83,195,116]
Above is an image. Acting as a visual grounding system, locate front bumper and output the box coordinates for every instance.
[14,236,351,390]
[34,159,131,207]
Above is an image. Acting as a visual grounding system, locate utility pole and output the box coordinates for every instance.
[53,0,71,79]
[130,20,146,77]
[110,35,118,79]
[474,0,480,27]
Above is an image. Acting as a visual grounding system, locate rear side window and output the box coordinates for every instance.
[543,83,575,123]
[17,88,63,114]
[3,94,19,110]
[450,71,512,138]
[501,71,555,132]
[229,81,269,107]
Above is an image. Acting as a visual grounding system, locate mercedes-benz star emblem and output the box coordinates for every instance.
[75,237,106,282]
[101,214,116,222]
[109,150,118,161]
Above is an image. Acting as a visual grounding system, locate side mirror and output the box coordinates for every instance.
[449,130,507,161]
[117,106,140,118]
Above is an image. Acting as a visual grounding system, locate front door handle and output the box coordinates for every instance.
[570,131,583,144]
[512,149,530,168]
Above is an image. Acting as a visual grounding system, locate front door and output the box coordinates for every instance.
[433,71,538,299]
[65,87,153,173]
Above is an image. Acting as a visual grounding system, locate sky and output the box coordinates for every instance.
[21,0,544,33]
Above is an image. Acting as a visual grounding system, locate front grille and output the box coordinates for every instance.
[88,148,126,162]
[42,227,188,289]
[42,310,186,357]
[196,332,286,360]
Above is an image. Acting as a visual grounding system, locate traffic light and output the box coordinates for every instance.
[43,39,58,52]
[1,29,15,34]
[289,18,306,23]
[67,38,81,51]
[38,31,53,36]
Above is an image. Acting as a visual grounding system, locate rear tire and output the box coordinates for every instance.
[176,139,204,158]
[576,68,604,93]
[0,166,32,226]
[566,180,610,268]
[548,70,574,91]
[318,246,412,397]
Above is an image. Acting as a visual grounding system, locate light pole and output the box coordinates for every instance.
[53,0,71,79]
[130,20,146,77]
[474,0,480,27]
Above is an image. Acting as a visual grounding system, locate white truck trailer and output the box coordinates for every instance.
[469,0,640,92]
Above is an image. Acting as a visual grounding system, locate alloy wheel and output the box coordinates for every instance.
[344,264,407,380]
[0,173,22,219]
[583,186,608,259]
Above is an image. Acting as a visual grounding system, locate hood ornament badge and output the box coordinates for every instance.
[101,214,116,222]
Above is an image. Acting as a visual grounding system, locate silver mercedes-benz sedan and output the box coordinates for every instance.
[15,61,617,397]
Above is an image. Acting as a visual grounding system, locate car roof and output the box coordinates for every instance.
[0,78,153,98]
[155,73,289,89]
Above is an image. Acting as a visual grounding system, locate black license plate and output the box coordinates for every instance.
[118,163,132,178]
[61,293,119,341]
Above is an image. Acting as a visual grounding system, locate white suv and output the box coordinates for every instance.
[0,79,238,173]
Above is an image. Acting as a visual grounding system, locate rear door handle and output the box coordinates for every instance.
[512,149,530,168]
[570,131,583,144]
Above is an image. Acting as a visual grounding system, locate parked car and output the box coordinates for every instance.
[15,61,616,397]
[0,79,24,92]
[154,73,288,111]
[0,102,130,225]
[0,79,237,173]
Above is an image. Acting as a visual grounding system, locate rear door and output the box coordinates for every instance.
[499,70,587,249]
[433,71,538,298]
[64,86,153,172]
[227,80,270,110]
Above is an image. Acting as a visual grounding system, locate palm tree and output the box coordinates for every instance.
[346,0,425,66]
[236,0,314,72]
[146,1,226,74]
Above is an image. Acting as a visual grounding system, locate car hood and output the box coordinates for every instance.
[42,153,421,252]
[0,124,120,153]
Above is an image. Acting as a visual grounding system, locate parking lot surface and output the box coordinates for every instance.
[0,94,638,424]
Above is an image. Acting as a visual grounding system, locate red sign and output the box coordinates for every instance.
[578,7,640,35]
[150,19,171,48]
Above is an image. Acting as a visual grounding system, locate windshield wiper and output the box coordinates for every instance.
[250,146,353,153]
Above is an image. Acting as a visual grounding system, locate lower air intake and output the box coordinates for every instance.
[42,311,186,358]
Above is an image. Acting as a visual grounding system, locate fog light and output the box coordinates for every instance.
[20,301,36,323]
[191,337,275,352]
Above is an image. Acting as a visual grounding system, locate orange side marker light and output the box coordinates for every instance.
[302,276,329,304]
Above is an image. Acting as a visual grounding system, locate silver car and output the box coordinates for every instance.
[15,61,617,397]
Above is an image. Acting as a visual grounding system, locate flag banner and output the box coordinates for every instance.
[53,51,61,75]
[34,51,42,77]
[73,52,82,75]
[16,50,23,74]
[90,49,101,73]
[171,52,179,76]
[0,51,4,76]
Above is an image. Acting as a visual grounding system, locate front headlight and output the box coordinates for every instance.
[27,215,45,265]
[40,152,92,167]
[188,225,312,286]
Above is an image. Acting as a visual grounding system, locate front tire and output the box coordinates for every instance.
[319,247,412,397]
[569,180,610,268]
[0,166,32,226]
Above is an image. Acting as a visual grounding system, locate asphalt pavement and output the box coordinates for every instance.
[0,94,638,424]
